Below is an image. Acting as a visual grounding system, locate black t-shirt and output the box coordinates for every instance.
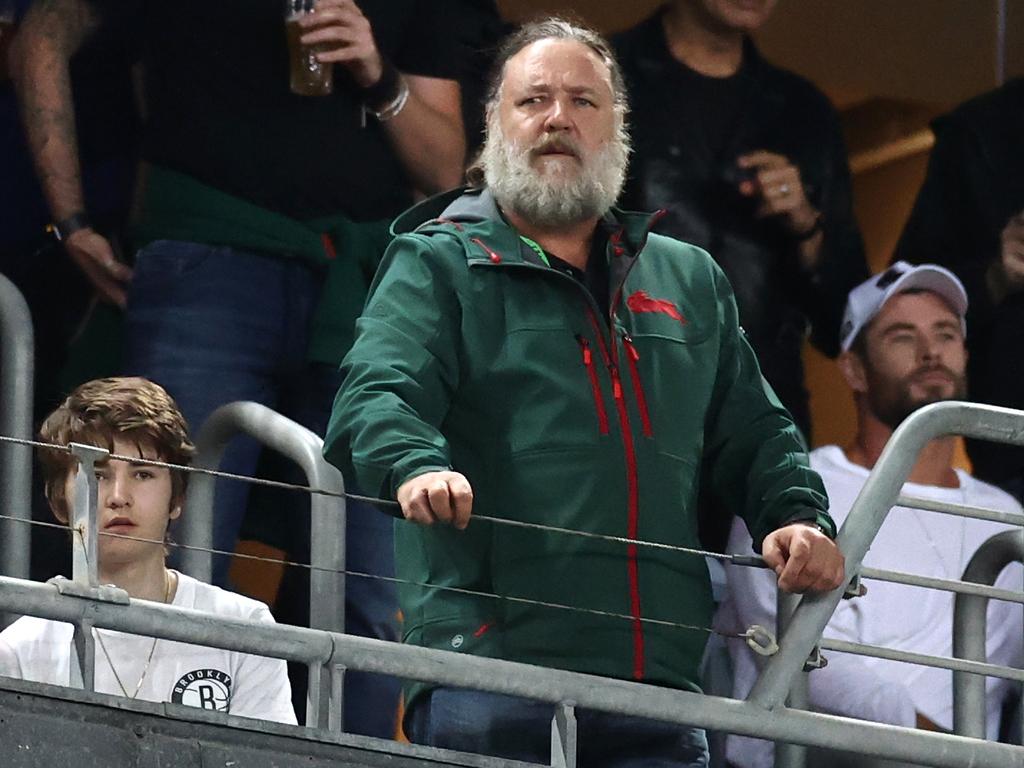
[617,16,757,231]
[675,63,749,171]
[90,0,466,221]
[543,229,611,321]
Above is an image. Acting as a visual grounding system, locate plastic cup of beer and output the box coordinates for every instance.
[285,0,333,97]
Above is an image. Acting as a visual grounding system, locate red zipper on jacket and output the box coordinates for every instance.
[622,334,653,438]
[576,336,610,435]
[585,306,645,680]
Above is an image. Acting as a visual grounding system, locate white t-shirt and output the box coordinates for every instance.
[718,445,1023,768]
[0,571,296,725]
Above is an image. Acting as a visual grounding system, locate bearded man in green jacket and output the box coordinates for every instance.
[325,17,845,766]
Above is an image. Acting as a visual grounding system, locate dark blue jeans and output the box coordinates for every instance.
[406,688,709,767]
[123,241,399,737]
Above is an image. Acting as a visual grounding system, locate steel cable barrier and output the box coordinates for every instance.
[0,400,1022,767]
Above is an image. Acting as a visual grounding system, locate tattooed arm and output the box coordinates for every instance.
[9,0,132,306]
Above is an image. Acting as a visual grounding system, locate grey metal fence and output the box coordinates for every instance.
[179,401,347,728]
[2,400,1023,768]
[953,529,1024,740]
[0,575,1021,768]
[0,273,35,581]
[774,590,810,768]
[750,401,1024,712]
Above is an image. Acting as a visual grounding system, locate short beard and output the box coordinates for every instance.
[480,116,630,229]
[866,363,968,431]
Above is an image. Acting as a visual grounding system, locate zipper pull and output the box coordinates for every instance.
[621,330,640,360]
[624,335,639,361]
[611,368,622,399]
[576,334,592,365]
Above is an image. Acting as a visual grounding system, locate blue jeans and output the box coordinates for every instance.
[123,241,399,737]
[406,688,709,767]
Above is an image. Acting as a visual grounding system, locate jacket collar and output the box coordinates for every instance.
[392,186,666,266]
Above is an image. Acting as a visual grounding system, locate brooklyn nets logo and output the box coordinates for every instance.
[171,669,232,712]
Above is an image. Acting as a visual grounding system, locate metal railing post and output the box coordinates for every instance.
[551,700,577,768]
[66,442,108,691]
[750,401,1024,710]
[775,590,808,768]
[328,662,345,733]
[181,401,347,727]
[67,443,108,588]
[953,528,1024,739]
[0,273,35,581]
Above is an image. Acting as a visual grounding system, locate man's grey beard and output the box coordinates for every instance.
[481,120,630,229]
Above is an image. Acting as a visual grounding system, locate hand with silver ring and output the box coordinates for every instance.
[735,150,819,237]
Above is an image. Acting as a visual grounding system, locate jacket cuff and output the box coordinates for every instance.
[779,506,838,539]
[389,463,454,499]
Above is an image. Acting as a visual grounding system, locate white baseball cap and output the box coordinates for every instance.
[839,261,968,352]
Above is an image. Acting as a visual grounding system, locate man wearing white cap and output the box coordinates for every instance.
[717,262,1024,767]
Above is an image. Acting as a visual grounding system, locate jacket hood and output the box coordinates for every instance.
[390,187,498,236]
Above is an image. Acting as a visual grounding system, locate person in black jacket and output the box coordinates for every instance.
[613,0,867,445]
[894,78,1024,504]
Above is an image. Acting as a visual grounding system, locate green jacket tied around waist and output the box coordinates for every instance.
[133,165,392,364]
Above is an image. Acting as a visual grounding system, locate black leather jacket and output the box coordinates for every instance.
[614,11,867,438]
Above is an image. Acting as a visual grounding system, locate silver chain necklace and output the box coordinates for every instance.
[95,569,173,699]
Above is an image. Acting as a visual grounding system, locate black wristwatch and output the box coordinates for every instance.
[47,212,92,242]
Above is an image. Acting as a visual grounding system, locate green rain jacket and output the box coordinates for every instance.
[324,187,834,698]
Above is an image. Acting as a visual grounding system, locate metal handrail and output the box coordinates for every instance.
[750,401,1024,711]
[0,575,1021,768]
[953,529,1024,739]
[896,494,1024,527]
[179,401,347,728]
[0,274,35,581]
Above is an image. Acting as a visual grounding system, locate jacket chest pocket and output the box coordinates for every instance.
[481,326,609,455]
[620,330,717,456]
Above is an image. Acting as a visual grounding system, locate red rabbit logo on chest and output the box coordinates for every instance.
[625,290,687,325]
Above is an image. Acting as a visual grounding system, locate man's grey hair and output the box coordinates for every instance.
[483,17,630,121]
[468,17,631,188]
